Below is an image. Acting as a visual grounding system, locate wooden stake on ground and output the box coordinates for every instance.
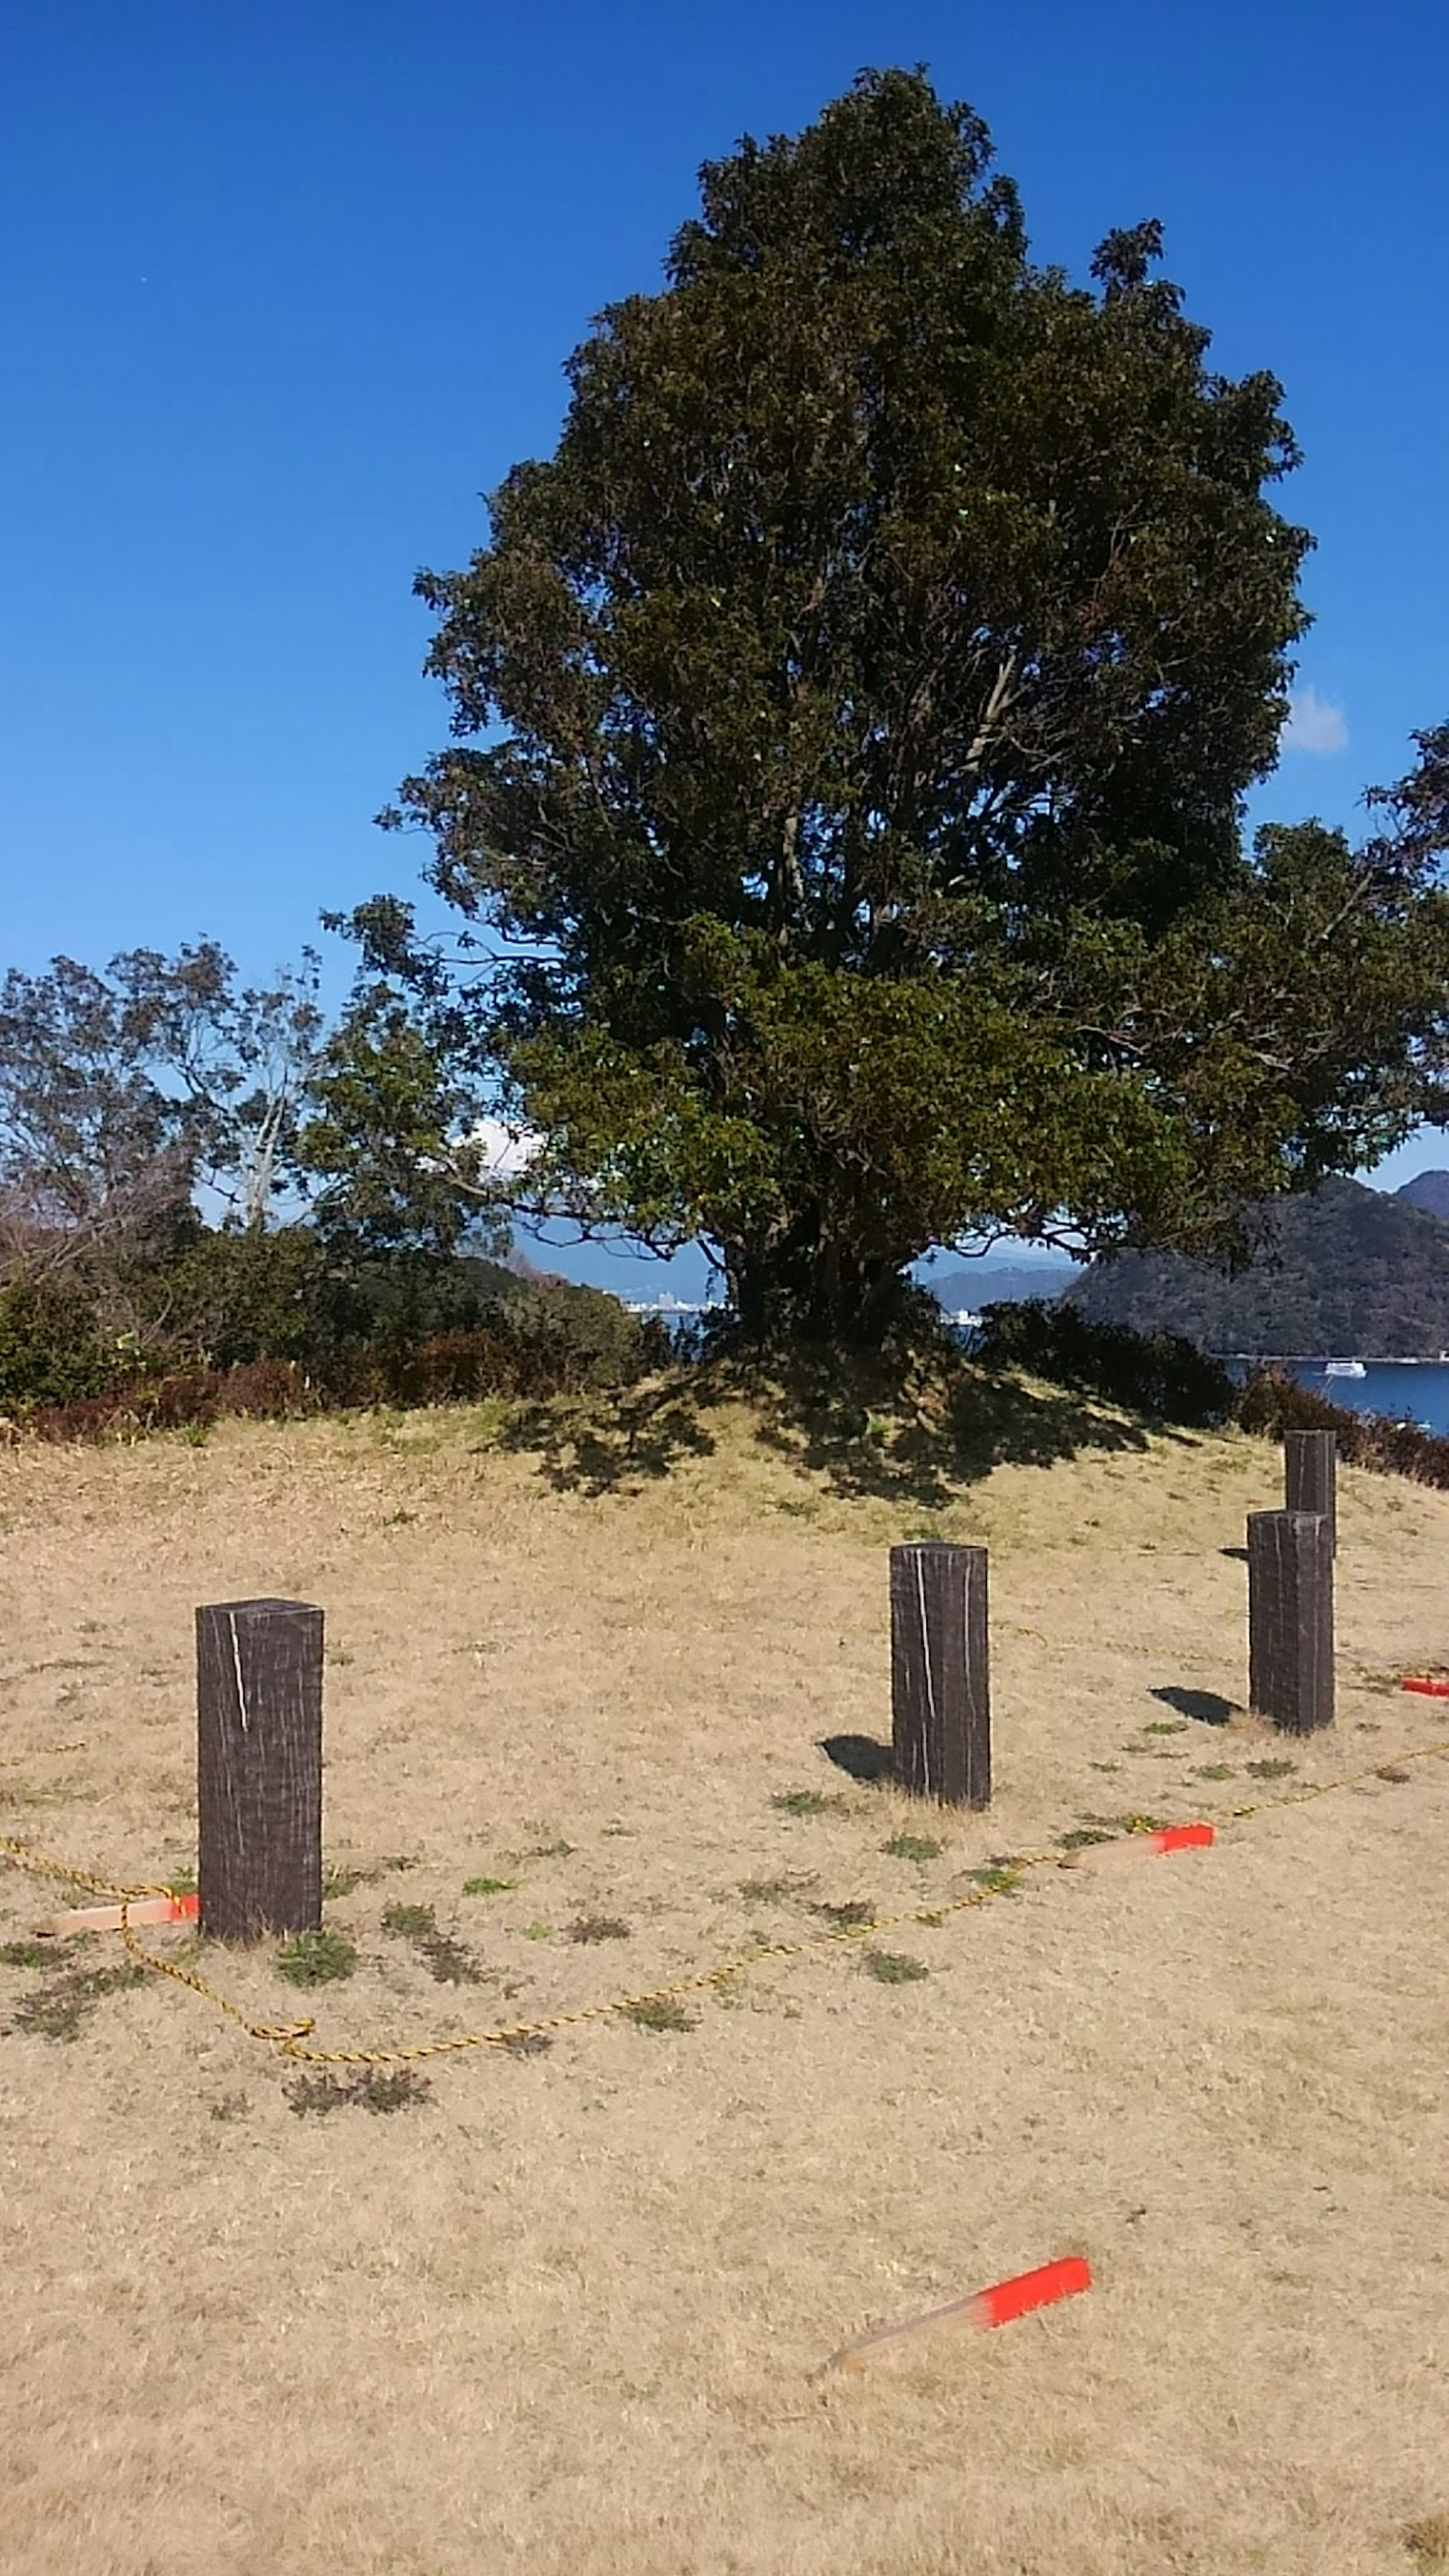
[1247,1511,1334,1735]
[196,1597,324,1941]
[1284,1428,1337,1555]
[890,1543,991,1808]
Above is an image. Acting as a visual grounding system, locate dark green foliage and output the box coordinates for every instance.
[381,1899,486,1985]
[275,1928,357,1987]
[287,2067,432,2116]
[861,1949,929,1985]
[1239,1367,1449,1489]
[2,1226,666,1439]
[13,1959,147,2042]
[0,1274,123,1410]
[565,1915,631,1943]
[974,1298,1235,1425]
[621,1995,696,2032]
[881,1833,944,1862]
[1070,1175,1449,1358]
[350,67,1448,1346]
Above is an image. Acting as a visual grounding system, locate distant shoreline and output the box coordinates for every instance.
[1217,1354,1447,1366]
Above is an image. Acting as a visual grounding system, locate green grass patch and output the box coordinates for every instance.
[275,1927,357,1988]
[861,1948,929,1985]
[381,1901,434,1939]
[881,1833,943,1862]
[462,1876,516,1897]
[14,1960,147,2041]
[1245,1758,1298,1780]
[771,1789,834,1817]
[622,1995,695,2033]
[381,1900,486,1985]
[287,2066,431,2118]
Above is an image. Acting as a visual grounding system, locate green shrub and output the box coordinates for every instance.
[0,1275,124,1411]
[974,1299,1235,1427]
[1237,1365,1449,1489]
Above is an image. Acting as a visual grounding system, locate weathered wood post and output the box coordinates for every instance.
[197,1597,324,1939]
[1246,1511,1334,1735]
[890,1543,991,1807]
[1284,1428,1337,1555]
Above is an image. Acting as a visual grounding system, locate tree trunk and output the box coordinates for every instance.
[724,1230,914,1347]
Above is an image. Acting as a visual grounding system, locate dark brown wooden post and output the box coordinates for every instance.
[890,1543,991,1808]
[1284,1429,1337,1555]
[197,1598,323,1940]
[1247,1511,1334,1735]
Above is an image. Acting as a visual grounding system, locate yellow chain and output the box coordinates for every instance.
[3,1733,1447,2072]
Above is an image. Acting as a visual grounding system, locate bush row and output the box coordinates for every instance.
[1235,1365,1449,1489]
[10,1313,673,1444]
[971,1298,1237,1428]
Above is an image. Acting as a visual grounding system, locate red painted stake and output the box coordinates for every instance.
[825,2254,1093,2373]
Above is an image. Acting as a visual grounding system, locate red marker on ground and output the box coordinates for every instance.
[1061,1821,1214,1872]
[825,2254,1092,2373]
[1401,1677,1449,1698]
[42,1890,199,1938]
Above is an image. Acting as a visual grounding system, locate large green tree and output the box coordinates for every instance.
[352,67,1449,1341]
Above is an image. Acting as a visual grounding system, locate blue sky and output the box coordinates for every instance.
[3,0,1446,1292]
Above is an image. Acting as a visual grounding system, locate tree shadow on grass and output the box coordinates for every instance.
[500,1381,718,1495]
[500,1334,1156,1503]
[1151,1686,1235,1728]
[820,1732,894,1783]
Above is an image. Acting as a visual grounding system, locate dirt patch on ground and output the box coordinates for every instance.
[2,1395,1447,2573]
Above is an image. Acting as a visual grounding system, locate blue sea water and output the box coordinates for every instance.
[1252,1361,1449,1436]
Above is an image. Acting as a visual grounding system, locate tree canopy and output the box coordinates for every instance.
[345,66,1449,1343]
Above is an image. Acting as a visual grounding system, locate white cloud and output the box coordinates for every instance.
[469,1117,540,1178]
[1282,685,1348,756]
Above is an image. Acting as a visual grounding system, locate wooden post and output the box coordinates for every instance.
[890,1543,991,1808]
[197,1597,323,1940]
[1247,1511,1334,1735]
[1284,1428,1337,1555]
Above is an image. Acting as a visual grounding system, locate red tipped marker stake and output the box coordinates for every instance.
[825,2255,1092,2375]
[1402,1678,1449,1698]
[42,1890,200,1939]
[1060,1821,1214,1873]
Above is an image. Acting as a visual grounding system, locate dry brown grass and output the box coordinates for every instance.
[3,1383,1449,2574]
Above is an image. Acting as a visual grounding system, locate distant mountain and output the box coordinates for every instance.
[929,1260,1078,1314]
[1397,1170,1449,1223]
[1066,1177,1449,1357]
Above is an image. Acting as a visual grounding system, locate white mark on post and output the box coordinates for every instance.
[915,1550,936,1799]
[228,1609,249,1734]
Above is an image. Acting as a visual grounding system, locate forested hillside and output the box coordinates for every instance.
[1067,1177,1449,1355]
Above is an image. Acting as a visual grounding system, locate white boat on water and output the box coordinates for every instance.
[1324,1358,1367,1380]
